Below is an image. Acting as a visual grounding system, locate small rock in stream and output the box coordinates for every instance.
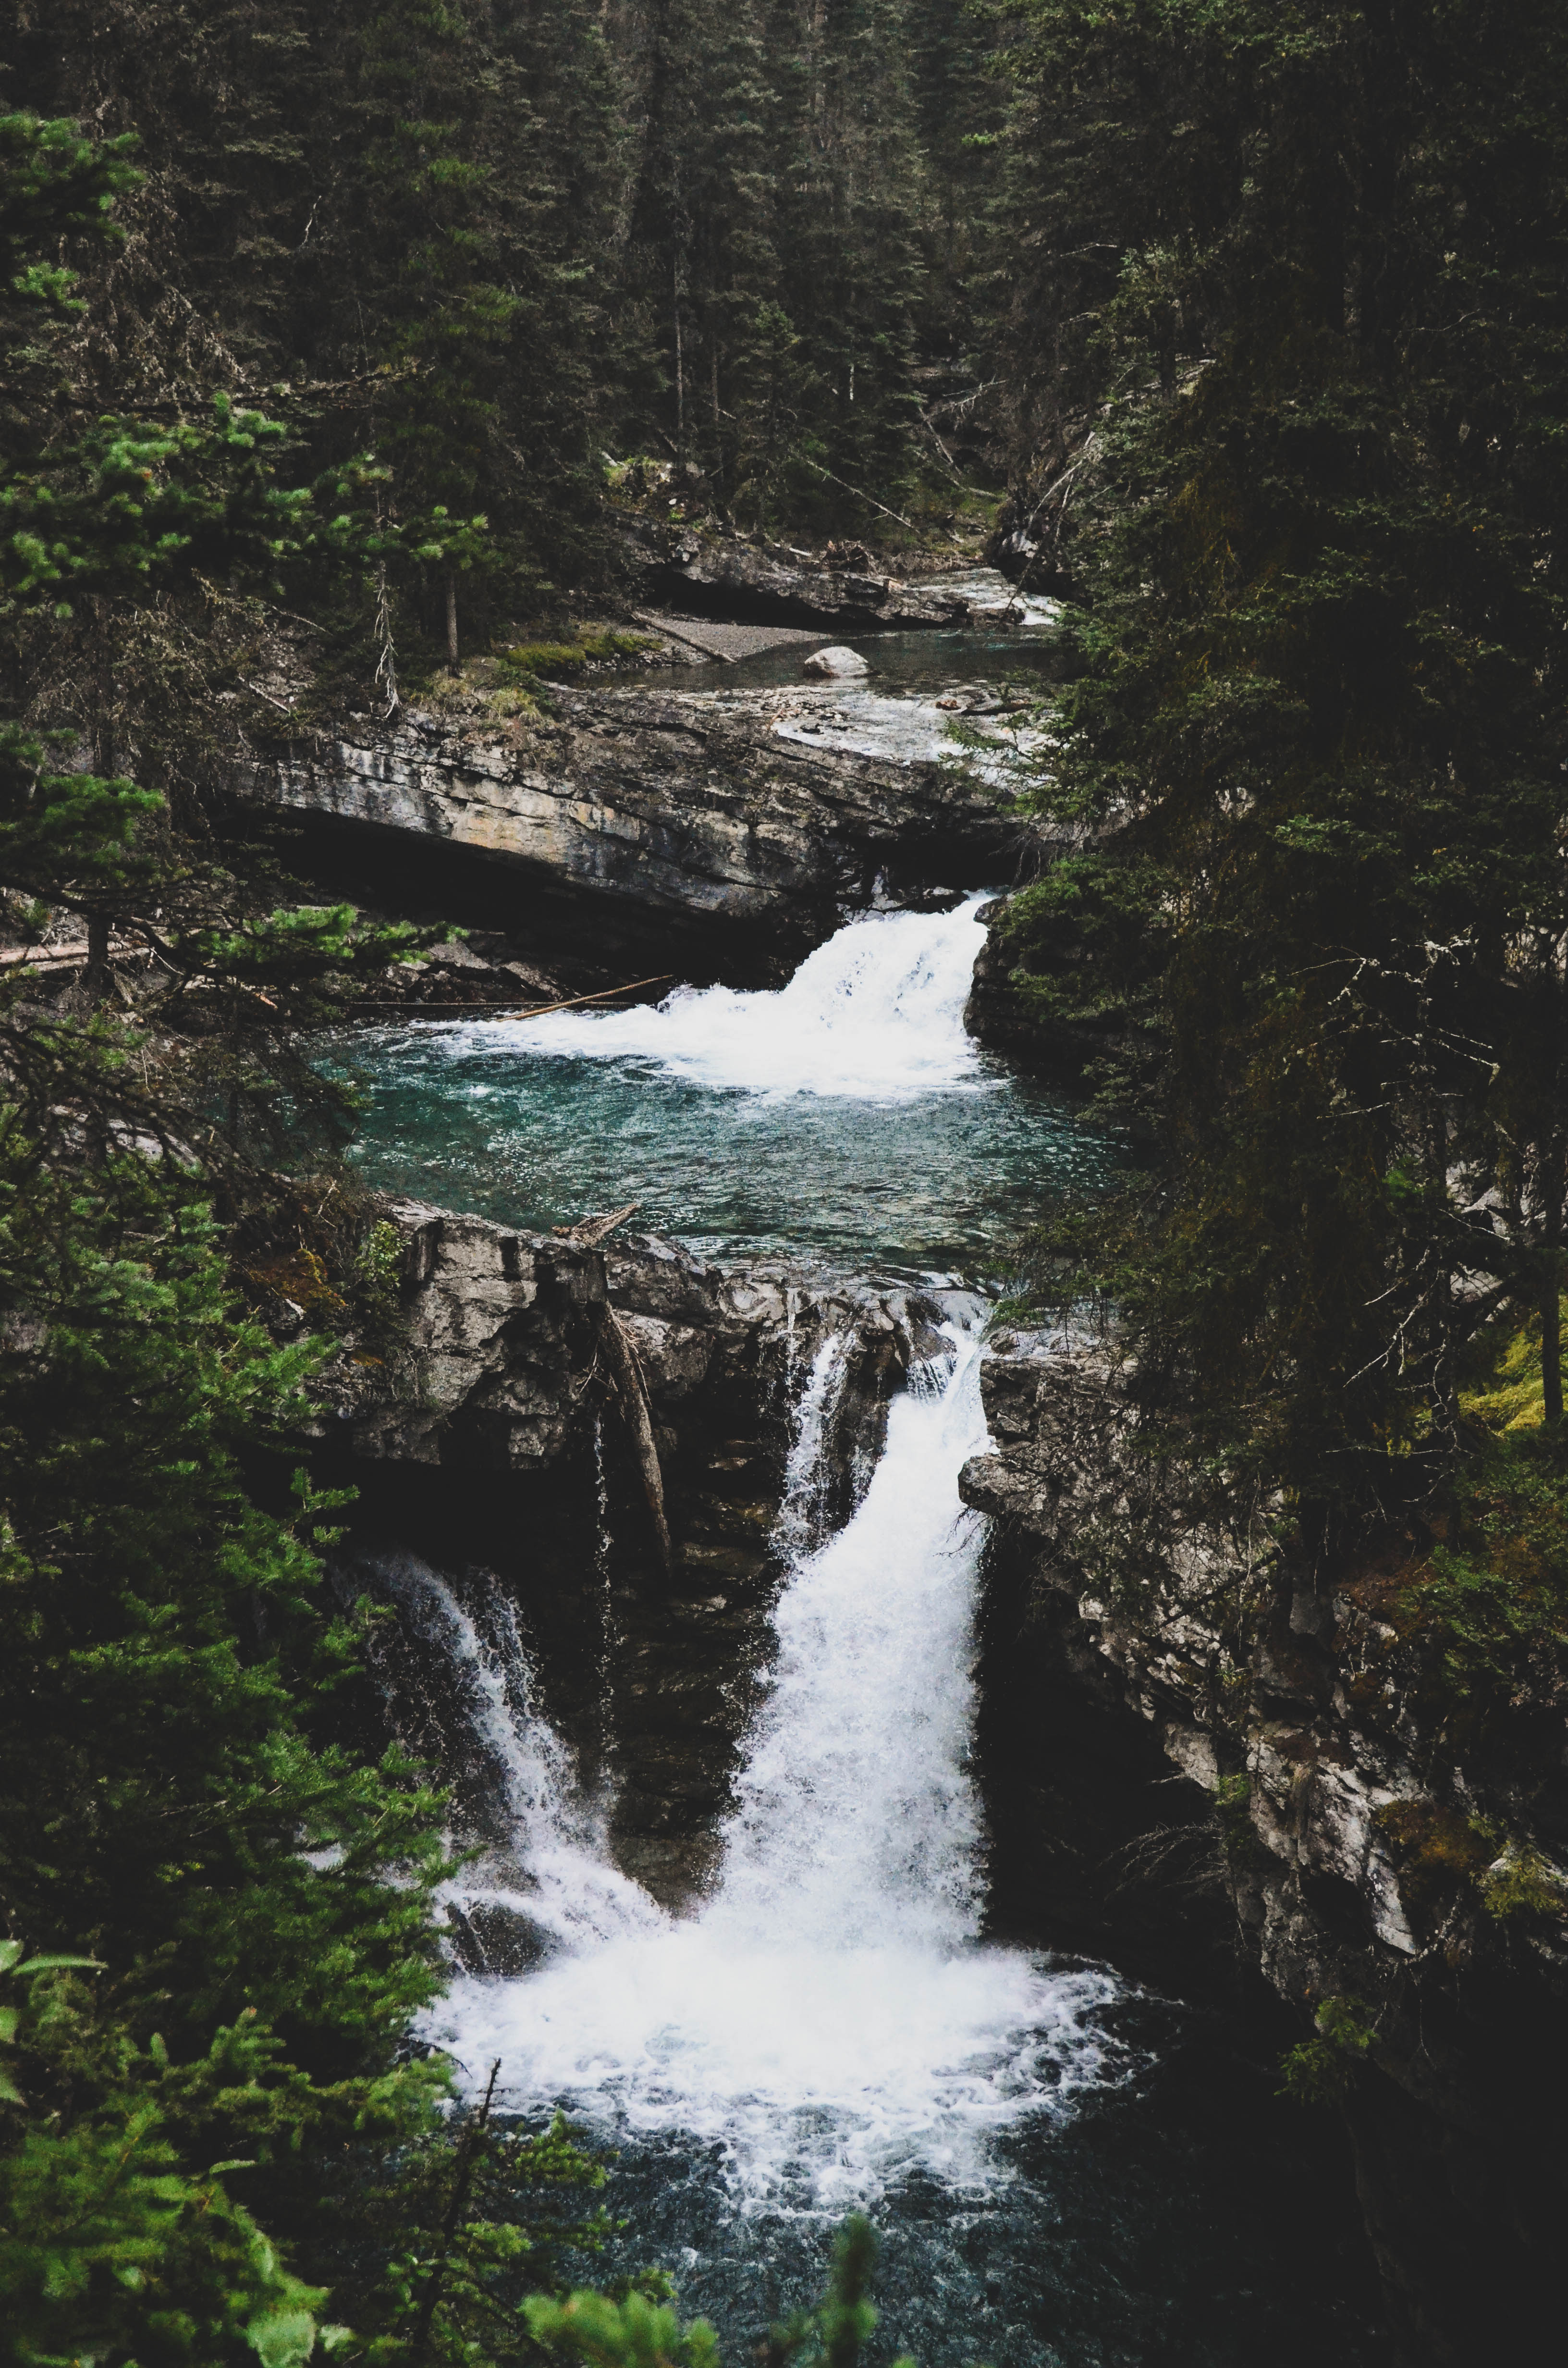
[802,644,870,678]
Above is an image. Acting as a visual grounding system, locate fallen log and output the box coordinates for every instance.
[596,1298,673,1575]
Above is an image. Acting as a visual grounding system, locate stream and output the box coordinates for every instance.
[339,788,1384,2359]
[339,899,1110,1272]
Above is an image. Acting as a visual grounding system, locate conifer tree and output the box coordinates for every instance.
[617,0,780,497]
[996,0,1568,1530]
[763,0,924,522]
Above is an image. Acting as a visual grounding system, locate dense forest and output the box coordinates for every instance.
[3,2,1568,2361]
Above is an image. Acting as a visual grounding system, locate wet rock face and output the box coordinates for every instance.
[962,894,1147,1113]
[311,1200,938,1906]
[961,1344,1568,2366]
[235,684,1025,979]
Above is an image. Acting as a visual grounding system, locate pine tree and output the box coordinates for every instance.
[616,0,781,501]
[763,0,924,524]
[903,0,1005,364]
[996,0,1568,1529]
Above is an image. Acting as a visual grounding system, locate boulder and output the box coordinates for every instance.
[802,644,870,678]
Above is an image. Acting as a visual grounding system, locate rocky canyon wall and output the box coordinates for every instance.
[960,1343,1568,2366]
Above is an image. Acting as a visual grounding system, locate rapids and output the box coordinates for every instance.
[488,899,993,1099]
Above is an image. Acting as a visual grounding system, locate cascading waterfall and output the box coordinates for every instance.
[773,1328,854,1566]
[359,1552,660,1954]
[421,1327,1120,2209]
[343,892,1378,2362]
[457,897,994,1101]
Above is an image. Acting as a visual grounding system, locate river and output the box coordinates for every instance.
[339,890,1384,2364]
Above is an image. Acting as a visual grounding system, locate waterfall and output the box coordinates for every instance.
[710,1332,987,1955]
[359,1552,661,1954]
[463,897,994,1101]
[773,1327,854,1565]
[420,1328,1121,2208]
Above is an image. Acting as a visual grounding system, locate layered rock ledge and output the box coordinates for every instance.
[237,683,1035,974]
[623,521,1063,633]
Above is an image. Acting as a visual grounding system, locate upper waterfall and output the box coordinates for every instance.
[465,898,993,1100]
[342,895,1115,1266]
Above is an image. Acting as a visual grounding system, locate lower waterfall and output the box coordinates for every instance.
[419,1326,1121,2212]
[348,899,1385,2363]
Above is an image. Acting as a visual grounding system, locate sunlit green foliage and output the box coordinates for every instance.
[1279,1995,1377,2108]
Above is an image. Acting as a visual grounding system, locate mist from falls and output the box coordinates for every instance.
[418,1326,1121,2212]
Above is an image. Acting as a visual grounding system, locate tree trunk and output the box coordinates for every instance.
[445,573,460,676]
[83,909,112,1008]
[672,213,685,461]
[410,2058,500,2366]
[1544,1252,1563,1427]
[92,595,116,779]
[598,1303,673,1572]
[1544,1137,1564,1426]
[710,343,722,487]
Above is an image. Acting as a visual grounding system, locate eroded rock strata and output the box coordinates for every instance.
[621,520,1060,632]
[960,1343,1568,2367]
[237,683,1032,977]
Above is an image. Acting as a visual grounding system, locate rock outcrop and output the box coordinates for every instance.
[311,1200,943,1904]
[960,1342,1568,2368]
[623,521,1063,633]
[962,890,1138,1082]
[237,683,1033,978]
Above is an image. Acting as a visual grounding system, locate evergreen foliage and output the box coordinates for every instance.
[12,0,1568,2349]
[0,1134,622,2365]
[994,0,1568,1553]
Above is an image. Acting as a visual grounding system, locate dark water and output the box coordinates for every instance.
[605,624,1064,699]
[336,1037,1111,1276]
[568,1993,1381,2368]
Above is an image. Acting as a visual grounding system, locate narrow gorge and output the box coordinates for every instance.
[6,15,1566,2367]
[257,678,1392,2362]
[224,564,1560,2364]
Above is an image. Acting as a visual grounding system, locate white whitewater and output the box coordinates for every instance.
[458,896,993,1101]
[773,1328,853,1566]
[424,1334,1120,2210]
[365,1552,661,1953]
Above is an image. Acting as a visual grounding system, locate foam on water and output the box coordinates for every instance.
[422,1334,1121,2210]
[446,897,992,1102]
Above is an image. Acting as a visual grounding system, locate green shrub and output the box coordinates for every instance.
[1479,1844,1567,1925]
[1279,1996,1378,2108]
[497,632,653,681]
